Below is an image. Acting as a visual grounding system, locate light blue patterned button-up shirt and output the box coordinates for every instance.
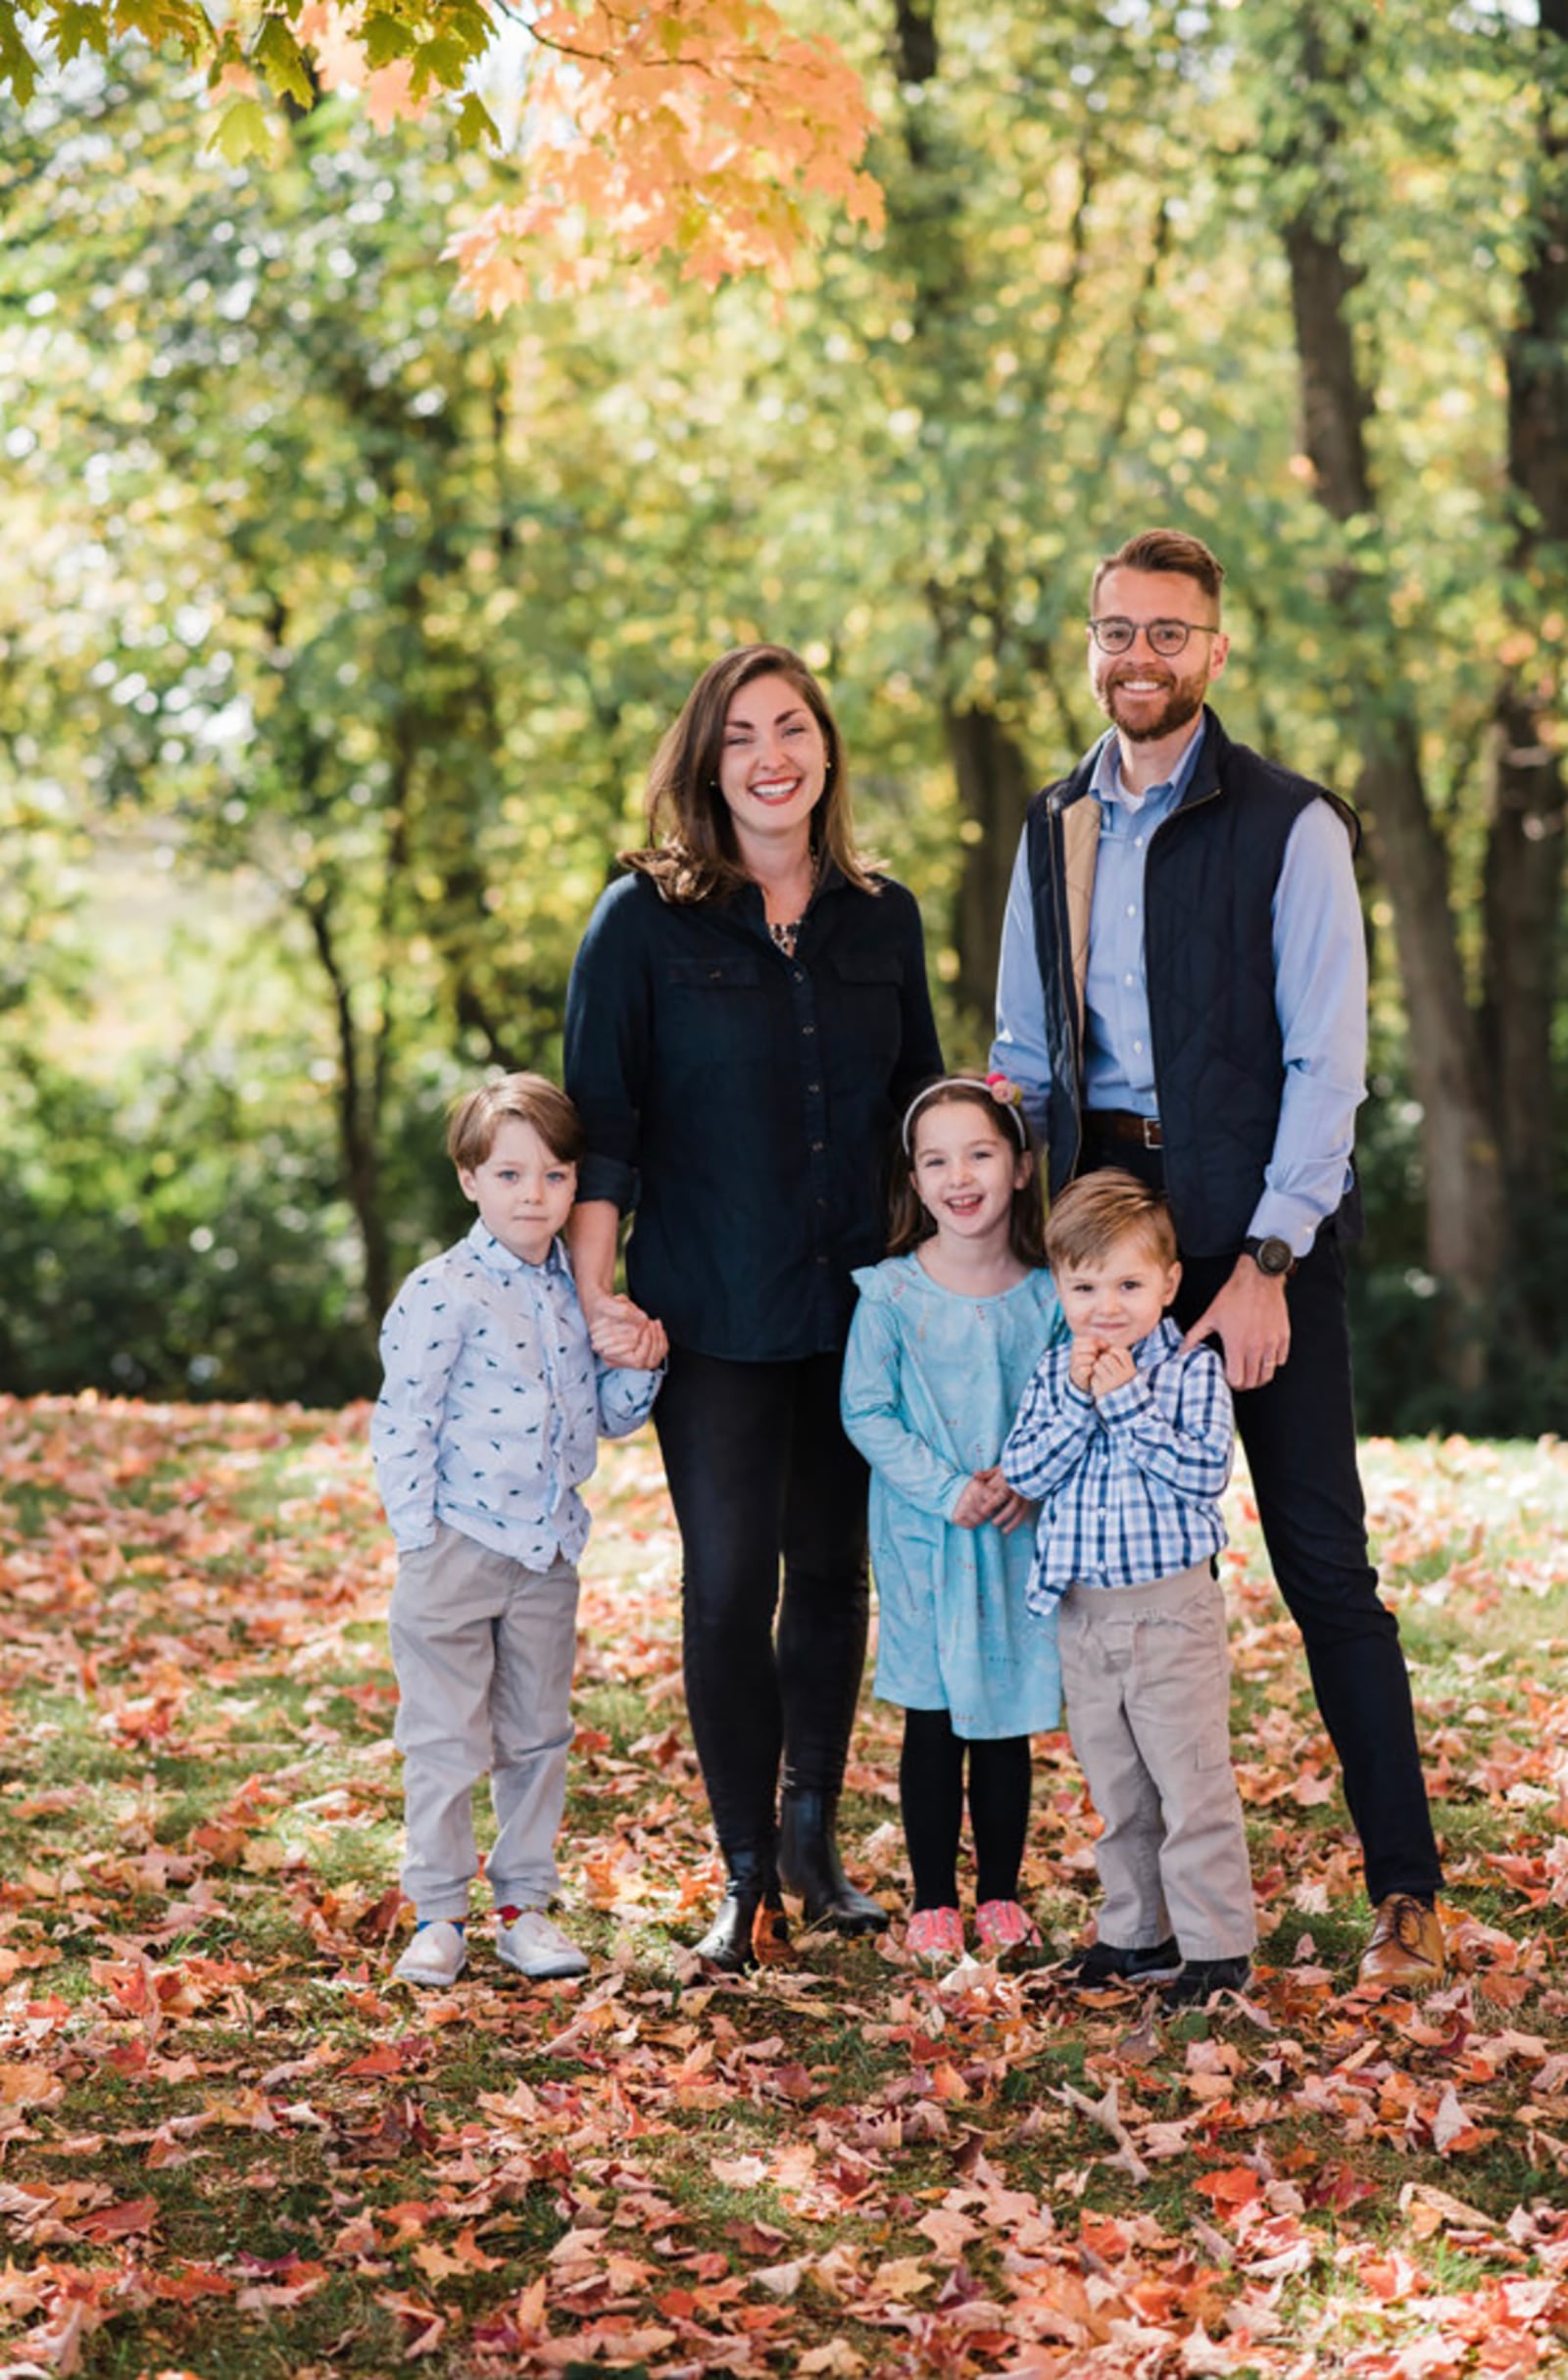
[370,1222,661,1565]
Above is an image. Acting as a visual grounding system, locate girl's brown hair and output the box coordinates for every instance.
[446,1073,584,1173]
[887,1077,1046,1267]
[620,644,880,904]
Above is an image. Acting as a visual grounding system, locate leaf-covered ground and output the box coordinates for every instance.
[0,1395,1564,2380]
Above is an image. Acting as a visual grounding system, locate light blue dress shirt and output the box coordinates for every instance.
[841,1255,1062,1739]
[371,1223,662,1565]
[992,719,1367,1255]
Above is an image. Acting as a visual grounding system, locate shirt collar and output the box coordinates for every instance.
[1135,1315,1183,1366]
[1089,717,1208,815]
[466,1219,567,1279]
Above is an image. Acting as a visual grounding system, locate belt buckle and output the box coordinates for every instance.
[1141,1117,1162,1149]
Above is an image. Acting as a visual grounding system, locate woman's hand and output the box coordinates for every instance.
[586,1291,668,1370]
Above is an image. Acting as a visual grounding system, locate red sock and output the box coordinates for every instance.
[496,1905,522,1924]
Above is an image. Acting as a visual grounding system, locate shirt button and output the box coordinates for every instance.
[811,1140,824,1152]
[802,1024,815,1037]
[1123,973,1134,987]
[1126,904,1137,918]
[808,1082,820,1094]
[1133,1040,1144,1054]
[1134,835,1144,850]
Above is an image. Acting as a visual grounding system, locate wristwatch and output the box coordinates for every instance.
[1242,1234,1297,1279]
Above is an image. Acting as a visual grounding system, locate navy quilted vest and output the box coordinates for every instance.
[1024,710,1361,1256]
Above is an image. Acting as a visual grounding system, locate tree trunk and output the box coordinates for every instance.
[303,889,391,1326]
[1277,26,1508,1377]
[942,701,1035,1042]
[1481,0,1568,1211]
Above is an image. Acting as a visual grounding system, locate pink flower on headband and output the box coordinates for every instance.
[986,1073,1023,1108]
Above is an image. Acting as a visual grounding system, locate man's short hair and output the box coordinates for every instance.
[446,1073,585,1172]
[1046,1169,1178,1274]
[1090,528,1225,612]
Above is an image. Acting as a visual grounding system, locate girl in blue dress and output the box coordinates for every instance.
[841,1075,1062,1965]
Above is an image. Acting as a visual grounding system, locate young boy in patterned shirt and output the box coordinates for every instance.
[371,1074,662,1989]
[1002,1169,1254,2007]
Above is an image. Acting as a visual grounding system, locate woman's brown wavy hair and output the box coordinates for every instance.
[620,644,881,903]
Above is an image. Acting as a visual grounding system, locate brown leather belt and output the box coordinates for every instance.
[1086,1109,1163,1149]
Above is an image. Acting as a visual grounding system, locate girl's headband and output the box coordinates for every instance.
[901,1075,1030,1155]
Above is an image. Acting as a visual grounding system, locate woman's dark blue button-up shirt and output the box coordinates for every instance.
[564,864,944,1363]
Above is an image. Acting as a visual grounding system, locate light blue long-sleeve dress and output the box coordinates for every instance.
[841,1255,1063,1739]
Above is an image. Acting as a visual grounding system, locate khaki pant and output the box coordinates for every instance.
[388,1523,579,1921]
[1058,1564,1255,1962]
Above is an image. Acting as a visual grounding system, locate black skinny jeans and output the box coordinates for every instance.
[1082,1129,1443,1907]
[653,1345,871,1863]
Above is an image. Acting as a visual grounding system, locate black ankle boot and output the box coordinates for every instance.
[693,1853,787,1972]
[777,1790,889,1935]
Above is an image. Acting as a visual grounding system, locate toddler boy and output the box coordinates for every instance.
[1002,1169,1254,2006]
[371,1074,662,1988]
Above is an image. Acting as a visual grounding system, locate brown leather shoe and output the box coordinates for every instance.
[1358,1894,1446,1987]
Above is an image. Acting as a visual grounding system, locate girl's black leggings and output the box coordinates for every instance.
[900,1706,1031,1910]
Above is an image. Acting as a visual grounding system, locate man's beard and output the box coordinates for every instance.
[1096,668,1207,744]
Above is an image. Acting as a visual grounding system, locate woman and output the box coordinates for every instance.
[564,645,943,1969]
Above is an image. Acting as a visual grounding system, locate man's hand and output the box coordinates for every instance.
[1088,1345,1137,1398]
[1181,1255,1291,1391]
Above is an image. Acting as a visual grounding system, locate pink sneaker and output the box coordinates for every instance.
[906,1907,965,1965]
[975,1899,1043,1956]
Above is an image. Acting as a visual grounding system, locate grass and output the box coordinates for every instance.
[0,1396,1563,2376]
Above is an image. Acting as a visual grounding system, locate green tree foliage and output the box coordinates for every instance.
[2,3,1564,1421]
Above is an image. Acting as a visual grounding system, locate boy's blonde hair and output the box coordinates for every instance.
[446,1074,585,1173]
[1045,1169,1177,1274]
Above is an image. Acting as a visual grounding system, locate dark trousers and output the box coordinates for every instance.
[900,1707,1031,1910]
[653,1345,870,1862]
[1081,1130,1443,1906]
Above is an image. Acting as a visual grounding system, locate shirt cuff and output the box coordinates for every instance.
[576,1151,638,1211]
[1245,1193,1333,1258]
[1095,1376,1152,1424]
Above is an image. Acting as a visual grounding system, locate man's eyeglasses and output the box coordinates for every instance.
[1088,617,1221,657]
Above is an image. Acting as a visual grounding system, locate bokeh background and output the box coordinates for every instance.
[2,0,1563,1431]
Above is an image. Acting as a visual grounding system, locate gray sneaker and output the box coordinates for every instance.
[497,1909,589,1980]
[392,1919,467,1988]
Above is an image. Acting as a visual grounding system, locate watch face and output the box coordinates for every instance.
[1256,1237,1293,1276]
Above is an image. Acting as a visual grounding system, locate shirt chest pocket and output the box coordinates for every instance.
[827,951,905,1077]
[662,954,771,1078]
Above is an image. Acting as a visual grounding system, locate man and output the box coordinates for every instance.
[992,526,1445,1986]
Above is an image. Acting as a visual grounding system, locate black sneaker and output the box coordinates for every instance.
[1159,1955,1252,2010]
[1059,1935,1181,1985]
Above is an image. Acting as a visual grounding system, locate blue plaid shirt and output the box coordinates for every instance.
[1001,1318,1232,1608]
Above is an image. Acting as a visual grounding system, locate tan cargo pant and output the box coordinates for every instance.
[1058,1563,1256,1962]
